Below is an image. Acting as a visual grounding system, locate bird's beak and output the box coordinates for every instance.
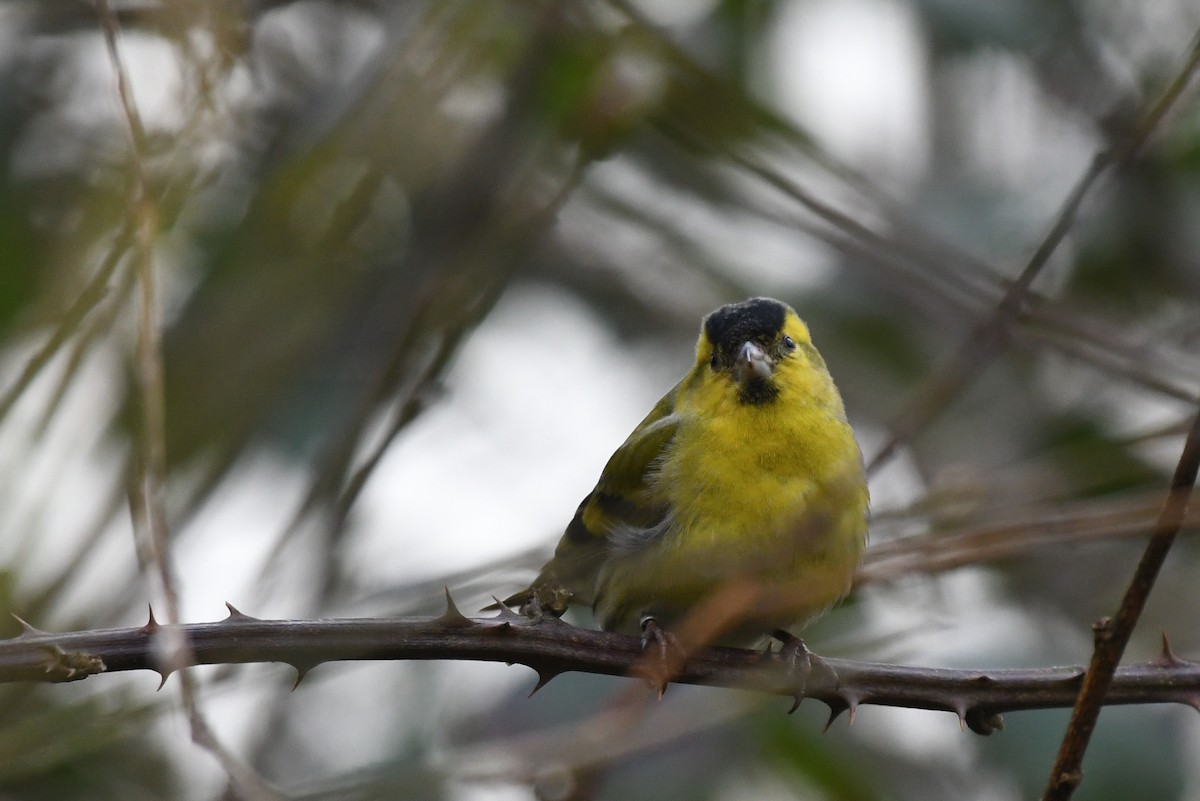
[735,341,773,386]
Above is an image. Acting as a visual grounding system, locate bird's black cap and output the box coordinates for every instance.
[703,297,789,357]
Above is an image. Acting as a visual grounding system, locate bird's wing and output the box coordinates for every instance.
[581,382,679,539]
[520,383,680,609]
[585,383,681,532]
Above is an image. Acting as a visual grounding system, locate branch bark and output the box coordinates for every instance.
[5,601,1199,735]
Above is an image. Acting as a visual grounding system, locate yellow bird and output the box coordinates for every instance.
[503,297,868,647]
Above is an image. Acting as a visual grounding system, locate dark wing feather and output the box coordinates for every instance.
[507,383,681,613]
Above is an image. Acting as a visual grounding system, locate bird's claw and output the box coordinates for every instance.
[639,616,684,698]
[771,629,835,706]
[772,629,812,687]
[521,594,545,621]
[518,585,573,622]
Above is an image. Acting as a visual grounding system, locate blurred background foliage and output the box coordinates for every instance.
[1,0,1200,799]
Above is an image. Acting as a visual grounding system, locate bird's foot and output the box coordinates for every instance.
[521,594,546,621]
[771,629,813,687]
[770,630,835,712]
[639,616,684,698]
[516,585,573,622]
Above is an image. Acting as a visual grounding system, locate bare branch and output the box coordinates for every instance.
[1042,398,1200,799]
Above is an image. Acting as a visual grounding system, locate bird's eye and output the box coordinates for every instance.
[783,336,796,351]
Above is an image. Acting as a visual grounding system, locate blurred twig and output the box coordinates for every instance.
[867,24,1200,475]
[858,489,1200,586]
[611,0,1200,437]
[94,0,173,620]
[0,221,132,425]
[95,3,282,799]
[252,5,590,617]
[588,147,1200,405]
[1042,401,1200,799]
[580,9,1200,409]
[863,149,1107,475]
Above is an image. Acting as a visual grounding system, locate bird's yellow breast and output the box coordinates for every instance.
[663,363,863,567]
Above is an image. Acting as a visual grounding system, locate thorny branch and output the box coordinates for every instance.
[4,598,1200,737]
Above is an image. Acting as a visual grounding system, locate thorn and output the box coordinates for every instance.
[223,602,256,621]
[156,670,172,691]
[822,698,849,732]
[438,588,475,628]
[847,698,858,726]
[528,668,562,697]
[11,614,43,637]
[292,665,313,691]
[787,696,802,714]
[954,700,968,731]
[1153,631,1186,667]
[489,596,525,622]
[141,605,159,633]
